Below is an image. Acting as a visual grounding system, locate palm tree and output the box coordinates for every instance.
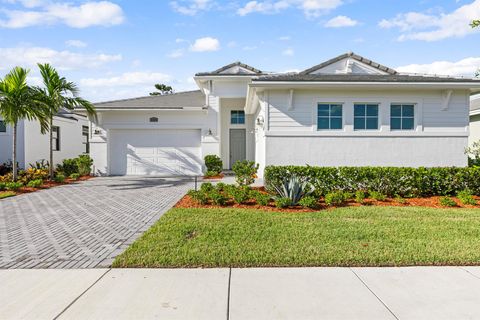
[0,67,49,181]
[36,63,97,179]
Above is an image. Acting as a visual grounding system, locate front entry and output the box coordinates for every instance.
[229,129,246,169]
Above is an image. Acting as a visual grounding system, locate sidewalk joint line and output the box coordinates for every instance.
[349,268,399,320]
[52,268,111,320]
[226,268,232,320]
[459,266,480,281]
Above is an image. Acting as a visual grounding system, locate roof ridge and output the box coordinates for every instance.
[196,61,263,76]
[94,90,202,105]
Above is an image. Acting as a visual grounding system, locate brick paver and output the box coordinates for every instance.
[0,177,193,269]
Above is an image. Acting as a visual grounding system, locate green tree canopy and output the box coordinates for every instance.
[150,83,173,96]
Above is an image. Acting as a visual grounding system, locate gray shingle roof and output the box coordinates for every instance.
[253,74,480,83]
[195,61,265,76]
[93,90,206,109]
[300,52,398,75]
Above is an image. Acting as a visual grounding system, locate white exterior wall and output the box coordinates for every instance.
[469,115,480,146]
[258,88,469,174]
[0,120,25,167]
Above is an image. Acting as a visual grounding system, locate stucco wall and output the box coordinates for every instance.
[0,120,24,167]
[469,114,480,146]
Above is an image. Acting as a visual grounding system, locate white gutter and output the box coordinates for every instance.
[470,109,480,116]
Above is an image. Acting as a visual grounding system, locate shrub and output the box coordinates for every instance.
[56,159,78,177]
[187,190,209,205]
[355,190,366,204]
[0,182,5,191]
[232,160,259,186]
[395,195,406,204]
[0,191,16,199]
[19,168,48,184]
[324,191,350,206]
[0,173,13,183]
[204,155,222,175]
[69,173,80,180]
[0,160,14,176]
[26,179,43,188]
[205,171,220,178]
[210,190,228,206]
[5,182,23,191]
[275,197,292,208]
[229,186,250,204]
[439,197,457,207]
[271,174,314,205]
[54,174,65,183]
[29,159,49,170]
[264,166,480,197]
[298,196,318,209]
[457,190,477,205]
[200,182,215,193]
[370,191,386,201]
[215,182,227,192]
[252,191,271,206]
[76,155,93,176]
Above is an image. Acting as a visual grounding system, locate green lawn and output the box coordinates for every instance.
[113,206,480,268]
[0,191,16,199]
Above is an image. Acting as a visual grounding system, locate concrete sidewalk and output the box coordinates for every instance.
[2,267,480,320]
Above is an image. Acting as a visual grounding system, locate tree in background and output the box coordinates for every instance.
[36,63,97,179]
[0,67,49,181]
[150,84,173,96]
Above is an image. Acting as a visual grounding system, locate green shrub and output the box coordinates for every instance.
[264,166,480,197]
[200,182,214,193]
[370,191,386,201]
[6,182,23,191]
[457,190,477,205]
[76,155,93,176]
[232,160,259,186]
[205,170,220,178]
[187,190,209,205]
[19,168,48,184]
[439,197,457,207]
[56,158,78,177]
[271,174,314,205]
[324,191,350,206]
[252,191,271,206]
[275,197,292,208]
[355,190,366,204]
[69,173,80,180]
[26,179,43,188]
[0,182,5,191]
[210,190,228,206]
[229,186,250,204]
[215,182,226,192]
[298,196,318,209]
[54,174,65,183]
[0,191,16,199]
[204,155,222,175]
[395,195,406,204]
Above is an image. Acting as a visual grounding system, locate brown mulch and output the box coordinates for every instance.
[175,194,480,212]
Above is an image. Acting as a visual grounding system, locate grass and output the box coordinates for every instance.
[113,206,480,268]
[0,191,16,199]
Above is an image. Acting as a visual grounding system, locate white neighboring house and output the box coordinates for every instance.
[81,52,480,177]
[0,110,90,169]
[470,95,480,146]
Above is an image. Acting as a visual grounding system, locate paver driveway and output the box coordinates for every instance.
[0,177,193,269]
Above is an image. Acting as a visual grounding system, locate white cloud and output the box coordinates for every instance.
[325,15,358,27]
[190,37,220,52]
[227,41,238,48]
[278,35,291,40]
[167,48,185,58]
[282,47,294,56]
[65,39,87,48]
[379,0,480,41]
[170,0,212,15]
[80,72,171,88]
[0,46,121,70]
[237,0,342,18]
[0,1,125,28]
[396,56,480,77]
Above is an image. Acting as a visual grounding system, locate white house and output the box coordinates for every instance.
[470,95,480,146]
[84,52,480,177]
[0,110,90,169]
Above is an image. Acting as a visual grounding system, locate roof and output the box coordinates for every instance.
[300,52,398,75]
[195,61,265,76]
[93,90,206,110]
[253,74,480,83]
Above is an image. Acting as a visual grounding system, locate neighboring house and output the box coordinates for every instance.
[0,110,90,169]
[470,95,480,146]
[83,52,480,177]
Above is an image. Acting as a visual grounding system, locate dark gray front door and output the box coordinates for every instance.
[229,129,246,168]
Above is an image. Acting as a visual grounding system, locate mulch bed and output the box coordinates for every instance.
[175,193,480,212]
[203,174,225,180]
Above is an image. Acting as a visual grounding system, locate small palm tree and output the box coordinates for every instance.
[36,63,96,179]
[0,67,49,181]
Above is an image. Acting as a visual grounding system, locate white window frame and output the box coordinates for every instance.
[353,103,380,131]
[316,103,344,131]
[390,103,416,131]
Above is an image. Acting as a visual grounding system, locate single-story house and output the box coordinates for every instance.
[0,110,89,169]
[83,52,480,177]
[470,95,480,146]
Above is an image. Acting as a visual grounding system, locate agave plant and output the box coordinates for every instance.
[272,174,314,205]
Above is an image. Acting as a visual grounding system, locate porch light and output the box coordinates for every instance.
[256,116,264,126]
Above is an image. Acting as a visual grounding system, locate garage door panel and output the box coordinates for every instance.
[110,129,202,176]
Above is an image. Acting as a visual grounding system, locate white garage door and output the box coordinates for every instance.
[109,129,202,176]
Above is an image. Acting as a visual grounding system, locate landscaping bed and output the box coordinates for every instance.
[113,206,480,268]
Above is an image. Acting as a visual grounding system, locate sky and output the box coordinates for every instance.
[1,0,480,102]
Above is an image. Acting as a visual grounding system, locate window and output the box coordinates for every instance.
[354,104,379,130]
[82,126,89,154]
[391,104,414,130]
[0,120,6,133]
[231,110,245,124]
[317,104,342,130]
[52,126,60,151]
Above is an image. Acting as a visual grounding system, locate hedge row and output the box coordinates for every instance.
[264,166,480,197]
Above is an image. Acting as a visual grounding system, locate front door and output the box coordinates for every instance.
[229,129,246,169]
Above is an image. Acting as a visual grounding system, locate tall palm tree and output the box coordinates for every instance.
[36,63,96,179]
[0,67,49,181]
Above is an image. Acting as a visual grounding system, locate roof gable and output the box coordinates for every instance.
[196,61,263,76]
[300,52,397,76]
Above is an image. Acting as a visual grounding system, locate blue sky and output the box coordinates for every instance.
[1,0,480,102]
